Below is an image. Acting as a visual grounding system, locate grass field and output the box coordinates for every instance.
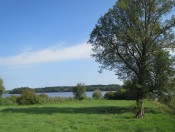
[0,99,174,132]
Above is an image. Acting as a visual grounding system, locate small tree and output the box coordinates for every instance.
[92,89,102,99]
[115,88,127,100]
[72,83,86,100]
[17,89,40,105]
[104,91,115,100]
[0,79,5,97]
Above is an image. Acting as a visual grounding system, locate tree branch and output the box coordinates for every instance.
[115,44,139,76]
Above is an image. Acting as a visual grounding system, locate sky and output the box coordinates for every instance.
[0,0,122,90]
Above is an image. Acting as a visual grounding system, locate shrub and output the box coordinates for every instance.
[17,89,40,105]
[6,95,18,104]
[104,91,115,99]
[0,79,5,97]
[38,93,48,98]
[38,93,49,104]
[115,88,127,100]
[159,95,175,110]
[122,81,137,100]
[72,83,86,100]
[92,89,102,99]
[0,97,18,106]
[0,98,11,105]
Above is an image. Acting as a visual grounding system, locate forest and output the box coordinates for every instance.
[8,84,121,94]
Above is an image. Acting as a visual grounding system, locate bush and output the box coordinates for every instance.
[104,91,115,99]
[159,95,175,110]
[92,89,102,99]
[0,96,18,106]
[115,88,127,100]
[37,93,49,104]
[122,81,137,100]
[17,89,40,105]
[6,95,18,104]
[38,93,48,98]
[0,79,5,97]
[72,83,86,100]
[0,98,12,105]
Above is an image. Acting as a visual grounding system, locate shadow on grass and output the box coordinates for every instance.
[145,108,163,114]
[0,106,162,115]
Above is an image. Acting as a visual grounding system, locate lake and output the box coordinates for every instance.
[2,91,108,98]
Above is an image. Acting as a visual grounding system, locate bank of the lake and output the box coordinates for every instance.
[2,91,108,98]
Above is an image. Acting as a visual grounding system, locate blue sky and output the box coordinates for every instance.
[0,0,122,90]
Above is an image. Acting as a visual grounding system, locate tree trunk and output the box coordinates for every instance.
[135,100,144,118]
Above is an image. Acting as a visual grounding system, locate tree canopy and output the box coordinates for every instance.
[88,0,175,117]
[89,0,175,99]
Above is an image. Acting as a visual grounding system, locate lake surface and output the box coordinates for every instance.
[2,91,108,98]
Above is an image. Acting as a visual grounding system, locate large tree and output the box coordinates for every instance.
[88,0,175,118]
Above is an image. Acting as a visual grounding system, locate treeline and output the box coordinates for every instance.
[9,84,121,94]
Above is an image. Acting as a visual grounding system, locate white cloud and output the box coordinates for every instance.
[0,43,93,66]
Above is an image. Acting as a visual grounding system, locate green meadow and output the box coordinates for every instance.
[0,100,174,132]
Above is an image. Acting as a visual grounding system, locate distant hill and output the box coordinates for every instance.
[8,84,121,94]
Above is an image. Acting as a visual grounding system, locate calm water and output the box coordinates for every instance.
[2,91,107,98]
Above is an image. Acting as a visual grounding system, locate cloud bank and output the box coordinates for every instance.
[0,43,93,66]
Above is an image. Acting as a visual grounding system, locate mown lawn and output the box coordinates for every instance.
[0,100,174,132]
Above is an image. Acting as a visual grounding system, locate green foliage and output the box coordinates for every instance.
[9,87,33,94]
[168,97,175,110]
[9,84,121,94]
[104,89,127,100]
[42,97,75,104]
[38,93,48,98]
[17,89,40,105]
[72,83,87,100]
[88,0,175,102]
[104,91,115,99]
[0,79,5,97]
[37,94,49,104]
[6,95,18,104]
[122,81,138,100]
[115,88,127,100]
[146,50,175,99]
[36,94,75,104]
[92,89,102,99]
[0,98,14,106]
[159,95,175,110]
[0,95,18,105]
